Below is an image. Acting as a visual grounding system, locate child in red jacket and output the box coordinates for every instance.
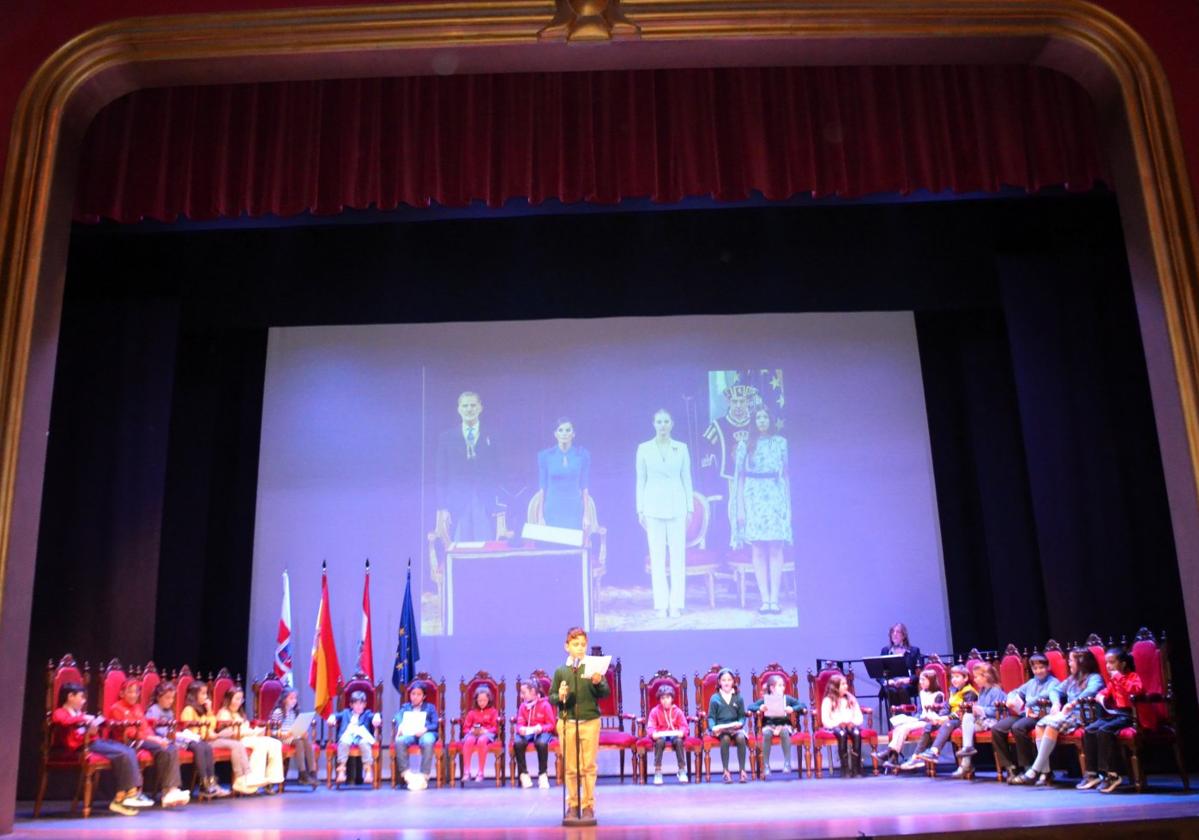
[107,678,189,807]
[646,684,689,785]
[1077,647,1144,793]
[461,685,499,783]
[513,680,556,788]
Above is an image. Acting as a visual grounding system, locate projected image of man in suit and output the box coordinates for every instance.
[436,391,499,542]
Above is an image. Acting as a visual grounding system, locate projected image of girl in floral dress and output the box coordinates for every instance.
[732,405,792,615]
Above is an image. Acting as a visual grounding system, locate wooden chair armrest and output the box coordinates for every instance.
[1131,693,1169,703]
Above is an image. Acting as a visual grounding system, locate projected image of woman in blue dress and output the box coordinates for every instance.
[538,418,591,529]
[732,405,792,615]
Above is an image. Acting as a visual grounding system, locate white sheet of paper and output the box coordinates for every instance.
[582,655,612,678]
[399,710,427,737]
[451,541,486,549]
[763,693,787,717]
[654,729,682,739]
[288,711,315,738]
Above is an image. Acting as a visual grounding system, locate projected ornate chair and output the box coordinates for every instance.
[391,673,447,788]
[807,665,877,777]
[428,507,512,634]
[509,669,561,786]
[749,663,808,778]
[448,671,507,786]
[324,670,384,789]
[633,669,702,783]
[644,493,727,608]
[727,549,797,610]
[527,489,609,608]
[33,654,110,818]
[694,664,748,781]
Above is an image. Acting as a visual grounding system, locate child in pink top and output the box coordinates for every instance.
[646,684,689,785]
[513,681,556,788]
[461,686,499,783]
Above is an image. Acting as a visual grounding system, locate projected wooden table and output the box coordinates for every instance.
[445,541,591,636]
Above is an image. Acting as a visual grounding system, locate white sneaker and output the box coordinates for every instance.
[108,800,138,816]
[161,789,190,808]
[520,773,532,789]
[653,772,663,785]
[678,771,688,784]
[232,779,261,796]
[411,773,428,790]
[126,794,155,808]
[538,774,550,789]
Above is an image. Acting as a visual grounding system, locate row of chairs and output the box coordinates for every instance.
[34,627,1187,817]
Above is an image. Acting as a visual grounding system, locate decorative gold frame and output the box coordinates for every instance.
[0,0,1197,701]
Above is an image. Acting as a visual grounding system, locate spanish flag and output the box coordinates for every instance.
[309,563,342,716]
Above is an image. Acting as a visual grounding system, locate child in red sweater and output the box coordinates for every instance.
[461,685,499,783]
[51,682,152,816]
[107,678,189,807]
[646,684,689,785]
[1077,647,1144,793]
[513,680,556,788]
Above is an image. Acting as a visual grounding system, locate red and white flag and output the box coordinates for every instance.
[274,569,293,686]
[358,559,375,683]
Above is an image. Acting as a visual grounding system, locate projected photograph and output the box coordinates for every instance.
[418,367,796,637]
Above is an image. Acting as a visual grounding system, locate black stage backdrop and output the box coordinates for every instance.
[20,193,1195,795]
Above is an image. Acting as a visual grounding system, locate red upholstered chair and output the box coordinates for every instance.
[596,657,637,782]
[694,664,743,781]
[1118,628,1190,792]
[210,667,236,713]
[807,666,877,777]
[749,663,808,778]
[644,493,727,608]
[1043,640,1069,682]
[252,673,316,790]
[139,662,161,707]
[448,671,507,786]
[1087,633,1113,688]
[509,670,561,786]
[528,490,609,608]
[634,669,702,783]
[391,673,447,788]
[98,658,154,767]
[324,670,384,789]
[173,666,194,720]
[998,644,1028,693]
[33,654,109,818]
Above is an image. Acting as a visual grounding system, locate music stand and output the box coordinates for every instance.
[862,655,911,727]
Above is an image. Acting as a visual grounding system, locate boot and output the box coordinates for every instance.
[849,747,862,777]
[837,740,850,779]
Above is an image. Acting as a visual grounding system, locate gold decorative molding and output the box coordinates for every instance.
[0,0,1197,622]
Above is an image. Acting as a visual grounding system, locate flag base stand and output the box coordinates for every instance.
[561,815,597,827]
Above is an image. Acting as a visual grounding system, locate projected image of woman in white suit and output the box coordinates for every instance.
[636,409,695,618]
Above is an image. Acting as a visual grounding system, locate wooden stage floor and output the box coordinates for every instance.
[13,774,1199,839]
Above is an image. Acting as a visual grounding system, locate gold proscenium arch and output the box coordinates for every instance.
[0,2,1196,798]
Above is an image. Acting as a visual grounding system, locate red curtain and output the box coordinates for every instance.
[74,65,1105,223]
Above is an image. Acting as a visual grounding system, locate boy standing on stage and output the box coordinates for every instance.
[551,627,609,821]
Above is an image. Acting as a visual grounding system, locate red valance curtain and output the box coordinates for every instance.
[74,65,1105,224]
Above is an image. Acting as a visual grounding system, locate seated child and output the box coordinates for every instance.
[707,668,750,784]
[52,682,152,816]
[216,685,285,792]
[107,678,189,807]
[461,685,499,783]
[647,684,690,785]
[873,667,943,770]
[1016,647,1104,786]
[1076,647,1143,794]
[326,690,382,785]
[915,665,979,768]
[820,673,865,778]
[993,653,1060,782]
[746,674,805,777]
[394,683,440,790]
[270,687,318,786]
[146,681,229,799]
[513,680,555,789]
[180,681,258,795]
[950,662,1008,779]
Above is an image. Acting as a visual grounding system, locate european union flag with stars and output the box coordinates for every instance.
[392,563,420,694]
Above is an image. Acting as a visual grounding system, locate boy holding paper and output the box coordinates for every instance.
[646,684,689,785]
[393,684,440,790]
[327,691,382,785]
[551,627,609,821]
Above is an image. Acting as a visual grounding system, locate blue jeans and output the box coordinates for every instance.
[395,732,437,776]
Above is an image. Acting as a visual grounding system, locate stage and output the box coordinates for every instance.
[13,774,1199,839]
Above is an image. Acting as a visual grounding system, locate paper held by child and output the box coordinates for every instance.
[653,729,682,739]
[398,710,428,737]
[288,711,315,739]
[763,693,788,717]
[582,655,611,678]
